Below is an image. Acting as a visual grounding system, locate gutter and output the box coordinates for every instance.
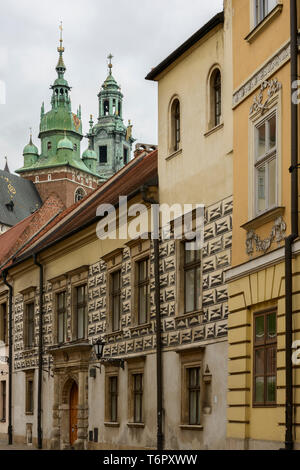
[33,254,43,450]
[141,185,164,450]
[284,0,298,451]
[2,270,13,445]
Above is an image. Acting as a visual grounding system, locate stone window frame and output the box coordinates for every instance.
[206,65,223,133]
[68,267,89,341]
[20,287,37,351]
[175,239,203,318]
[102,249,123,335]
[248,89,282,221]
[0,292,8,346]
[104,363,120,427]
[127,356,146,428]
[252,307,277,407]
[177,347,204,431]
[49,275,68,345]
[25,369,35,415]
[126,239,151,328]
[168,95,181,155]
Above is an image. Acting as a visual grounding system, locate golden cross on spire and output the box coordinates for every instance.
[107,53,113,74]
[58,21,64,53]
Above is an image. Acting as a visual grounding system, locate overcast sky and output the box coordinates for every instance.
[0,0,223,174]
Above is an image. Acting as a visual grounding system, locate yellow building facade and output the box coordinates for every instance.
[226,0,300,450]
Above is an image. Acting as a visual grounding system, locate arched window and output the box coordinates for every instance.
[209,68,222,128]
[214,70,221,126]
[73,144,77,151]
[47,141,52,150]
[171,98,180,152]
[74,187,86,203]
[103,100,109,116]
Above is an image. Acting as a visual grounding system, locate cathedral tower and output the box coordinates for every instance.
[16,25,99,207]
[88,54,135,180]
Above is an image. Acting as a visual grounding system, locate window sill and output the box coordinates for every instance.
[104,422,120,428]
[176,310,203,321]
[23,347,37,353]
[252,404,277,408]
[166,148,182,161]
[25,412,34,416]
[129,322,152,332]
[127,422,145,429]
[241,206,285,232]
[204,122,224,138]
[0,419,6,423]
[244,4,283,43]
[179,425,203,431]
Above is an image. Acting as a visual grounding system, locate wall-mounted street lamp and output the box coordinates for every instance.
[91,338,125,376]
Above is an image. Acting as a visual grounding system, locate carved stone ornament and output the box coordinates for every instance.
[246,216,287,256]
[250,78,282,115]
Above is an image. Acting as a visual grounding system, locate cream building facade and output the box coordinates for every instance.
[225,0,300,450]
[0,4,233,450]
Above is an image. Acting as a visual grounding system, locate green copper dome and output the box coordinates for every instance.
[82,147,97,159]
[57,134,73,150]
[23,136,39,155]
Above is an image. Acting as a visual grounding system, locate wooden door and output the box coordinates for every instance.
[69,382,78,446]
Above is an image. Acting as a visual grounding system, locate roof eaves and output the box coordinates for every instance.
[145,11,224,81]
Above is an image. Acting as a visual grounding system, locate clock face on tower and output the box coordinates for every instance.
[0,174,17,201]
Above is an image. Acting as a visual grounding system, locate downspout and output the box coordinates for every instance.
[285,0,298,451]
[141,186,164,450]
[2,270,13,445]
[33,254,43,450]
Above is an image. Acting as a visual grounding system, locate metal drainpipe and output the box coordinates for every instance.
[284,0,298,451]
[2,270,13,445]
[141,186,164,450]
[33,254,43,450]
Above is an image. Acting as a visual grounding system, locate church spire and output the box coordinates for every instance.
[4,156,10,173]
[56,21,66,78]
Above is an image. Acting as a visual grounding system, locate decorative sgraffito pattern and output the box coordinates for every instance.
[14,196,232,369]
[202,196,232,338]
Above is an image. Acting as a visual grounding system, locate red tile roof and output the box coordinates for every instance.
[2,149,158,271]
[0,192,65,273]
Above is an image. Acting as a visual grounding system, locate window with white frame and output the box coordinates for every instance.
[254,0,277,26]
[255,111,277,215]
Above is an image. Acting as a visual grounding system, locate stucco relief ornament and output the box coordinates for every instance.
[246,216,287,256]
[250,79,282,115]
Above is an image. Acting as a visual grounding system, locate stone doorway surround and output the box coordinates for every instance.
[48,340,92,450]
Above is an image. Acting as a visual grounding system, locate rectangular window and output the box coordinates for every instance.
[111,271,121,332]
[188,367,201,425]
[76,285,87,339]
[133,373,143,423]
[1,381,6,421]
[26,375,34,414]
[253,309,277,406]
[109,376,118,422]
[25,303,35,349]
[254,0,277,26]
[123,147,128,165]
[0,302,7,345]
[255,112,277,214]
[57,292,67,344]
[184,244,201,313]
[99,146,107,163]
[137,259,150,325]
